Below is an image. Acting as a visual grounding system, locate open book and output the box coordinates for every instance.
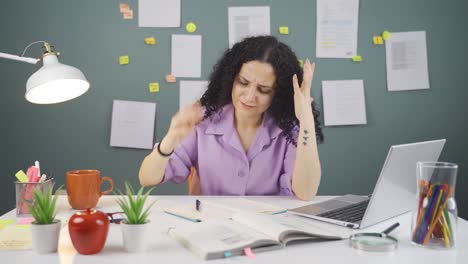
[163,198,287,222]
[168,211,350,260]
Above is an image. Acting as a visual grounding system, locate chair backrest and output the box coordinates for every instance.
[187,167,200,195]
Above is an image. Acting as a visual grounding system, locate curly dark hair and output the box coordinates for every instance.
[200,35,323,145]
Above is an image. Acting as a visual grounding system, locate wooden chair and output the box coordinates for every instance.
[187,167,200,195]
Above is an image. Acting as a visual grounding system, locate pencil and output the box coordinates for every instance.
[412,184,434,242]
[423,187,454,245]
[443,207,453,237]
[417,184,440,243]
[441,218,450,248]
[441,212,451,247]
[430,185,445,225]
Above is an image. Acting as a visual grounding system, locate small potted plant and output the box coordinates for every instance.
[27,184,61,254]
[116,182,155,252]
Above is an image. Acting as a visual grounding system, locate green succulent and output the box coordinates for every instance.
[116,182,155,224]
[27,184,60,225]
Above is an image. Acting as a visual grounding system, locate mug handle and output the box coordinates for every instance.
[100,176,114,196]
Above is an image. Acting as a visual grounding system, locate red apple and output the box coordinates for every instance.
[69,208,109,254]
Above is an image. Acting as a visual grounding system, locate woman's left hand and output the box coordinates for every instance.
[293,59,315,123]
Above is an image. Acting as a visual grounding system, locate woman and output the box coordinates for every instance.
[139,36,323,200]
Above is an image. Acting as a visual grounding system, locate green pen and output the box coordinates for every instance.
[164,211,201,223]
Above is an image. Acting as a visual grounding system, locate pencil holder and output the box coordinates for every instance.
[411,162,457,249]
[15,179,54,217]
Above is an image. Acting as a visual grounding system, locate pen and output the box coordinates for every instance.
[164,211,201,223]
[382,222,400,235]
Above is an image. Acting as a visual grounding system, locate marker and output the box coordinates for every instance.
[39,174,47,183]
[15,170,29,183]
[34,161,41,179]
[29,166,39,182]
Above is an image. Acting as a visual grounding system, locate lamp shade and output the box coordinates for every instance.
[25,54,89,104]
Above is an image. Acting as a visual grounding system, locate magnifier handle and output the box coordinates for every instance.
[382,222,400,235]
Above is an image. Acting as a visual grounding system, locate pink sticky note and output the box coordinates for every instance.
[17,217,34,225]
[243,248,256,258]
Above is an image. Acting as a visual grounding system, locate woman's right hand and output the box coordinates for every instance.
[163,102,204,151]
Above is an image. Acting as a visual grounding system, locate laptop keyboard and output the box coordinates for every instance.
[317,199,369,223]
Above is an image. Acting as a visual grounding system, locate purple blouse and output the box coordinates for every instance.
[162,103,297,195]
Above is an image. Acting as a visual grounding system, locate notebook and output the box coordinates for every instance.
[289,139,446,229]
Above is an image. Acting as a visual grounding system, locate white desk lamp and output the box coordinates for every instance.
[0,41,90,104]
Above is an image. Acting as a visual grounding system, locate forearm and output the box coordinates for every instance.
[138,136,176,186]
[292,113,321,201]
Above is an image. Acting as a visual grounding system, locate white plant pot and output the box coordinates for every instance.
[30,220,61,254]
[121,221,150,252]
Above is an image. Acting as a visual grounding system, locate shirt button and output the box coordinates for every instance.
[238,171,245,177]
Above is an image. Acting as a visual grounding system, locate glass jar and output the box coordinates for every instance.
[411,162,457,249]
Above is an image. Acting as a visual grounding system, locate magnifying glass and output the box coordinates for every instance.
[349,222,400,252]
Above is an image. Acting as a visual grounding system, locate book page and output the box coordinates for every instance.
[231,212,349,243]
[168,219,278,260]
[201,198,286,215]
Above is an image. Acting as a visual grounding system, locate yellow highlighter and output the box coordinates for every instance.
[15,170,29,182]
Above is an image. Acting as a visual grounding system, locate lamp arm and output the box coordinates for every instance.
[0,52,39,64]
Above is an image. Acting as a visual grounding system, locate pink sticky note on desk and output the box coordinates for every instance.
[17,217,34,225]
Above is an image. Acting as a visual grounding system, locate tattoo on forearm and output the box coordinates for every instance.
[302,129,309,146]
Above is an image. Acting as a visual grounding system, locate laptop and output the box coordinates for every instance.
[289,139,446,229]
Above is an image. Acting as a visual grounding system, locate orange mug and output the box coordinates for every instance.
[66,170,114,209]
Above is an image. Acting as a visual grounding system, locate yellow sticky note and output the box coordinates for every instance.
[0,220,16,225]
[351,55,363,62]
[298,59,304,68]
[0,224,32,250]
[382,30,390,40]
[15,170,28,183]
[149,83,159,93]
[145,37,156,45]
[165,74,177,83]
[186,22,197,33]
[373,36,384,45]
[119,55,129,65]
[123,9,133,20]
[279,26,289,35]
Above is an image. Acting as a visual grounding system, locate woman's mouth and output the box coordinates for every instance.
[240,101,255,109]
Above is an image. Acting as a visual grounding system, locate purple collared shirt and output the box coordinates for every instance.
[162,103,297,195]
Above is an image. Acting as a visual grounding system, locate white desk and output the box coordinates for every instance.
[1,195,467,264]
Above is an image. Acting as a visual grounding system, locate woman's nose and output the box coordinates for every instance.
[244,85,256,101]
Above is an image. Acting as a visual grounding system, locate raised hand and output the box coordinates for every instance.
[165,101,204,148]
[292,59,315,123]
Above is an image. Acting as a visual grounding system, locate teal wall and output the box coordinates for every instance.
[1,0,467,219]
